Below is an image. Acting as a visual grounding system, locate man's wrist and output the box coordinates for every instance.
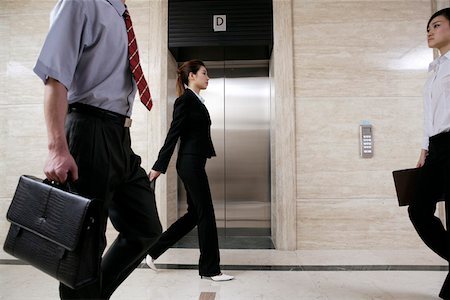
[47,137,68,152]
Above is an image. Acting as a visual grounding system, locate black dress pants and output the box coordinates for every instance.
[148,154,221,277]
[408,131,450,299]
[59,108,162,299]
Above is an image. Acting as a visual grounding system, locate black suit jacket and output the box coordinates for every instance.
[153,89,216,173]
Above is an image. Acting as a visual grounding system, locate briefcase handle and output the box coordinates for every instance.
[43,174,77,194]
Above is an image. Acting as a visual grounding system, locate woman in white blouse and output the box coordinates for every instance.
[408,7,450,300]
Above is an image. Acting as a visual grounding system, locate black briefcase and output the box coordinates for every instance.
[3,175,101,289]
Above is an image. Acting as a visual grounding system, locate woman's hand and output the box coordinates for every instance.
[416,149,428,168]
[148,169,161,182]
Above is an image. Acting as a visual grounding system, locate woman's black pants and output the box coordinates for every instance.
[408,131,450,298]
[148,154,221,277]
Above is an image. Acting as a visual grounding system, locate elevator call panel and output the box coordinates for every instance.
[359,123,373,158]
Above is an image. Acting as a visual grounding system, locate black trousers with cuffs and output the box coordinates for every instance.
[59,105,162,299]
[408,131,450,298]
[148,154,221,277]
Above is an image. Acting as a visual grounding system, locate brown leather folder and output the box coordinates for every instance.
[392,168,421,206]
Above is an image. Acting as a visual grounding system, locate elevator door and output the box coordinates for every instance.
[177,60,272,248]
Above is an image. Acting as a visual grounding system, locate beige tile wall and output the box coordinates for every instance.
[271,0,297,250]
[293,0,435,249]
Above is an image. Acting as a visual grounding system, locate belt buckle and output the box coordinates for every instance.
[124,118,132,127]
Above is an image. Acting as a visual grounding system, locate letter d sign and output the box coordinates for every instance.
[213,15,226,32]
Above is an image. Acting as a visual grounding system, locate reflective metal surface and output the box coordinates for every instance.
[178,60,271,236]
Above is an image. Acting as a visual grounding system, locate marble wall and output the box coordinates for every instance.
[271,0,297,250]
[0,0,448,254]
[293,0,437,249]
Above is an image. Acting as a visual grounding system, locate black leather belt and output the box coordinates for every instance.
[68,103,132,127]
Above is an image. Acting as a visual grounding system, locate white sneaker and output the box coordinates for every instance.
[145,255,158,272]
[202,273,234,281]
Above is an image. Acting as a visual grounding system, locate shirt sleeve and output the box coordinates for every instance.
[422,94,430,150]
[33,0,87,90]
[422,136,429,150]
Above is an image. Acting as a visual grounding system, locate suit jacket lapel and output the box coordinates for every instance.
[186,89,212,125]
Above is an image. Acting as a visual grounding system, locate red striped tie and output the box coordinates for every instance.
[124,9,153,111]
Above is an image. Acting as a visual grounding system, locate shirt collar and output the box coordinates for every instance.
[106,0,126,16]
[187,87,206,103]
[429,52,450,72]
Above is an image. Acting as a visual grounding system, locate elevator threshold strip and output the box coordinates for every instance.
[0,259,447,271]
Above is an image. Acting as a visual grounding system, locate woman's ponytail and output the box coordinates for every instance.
[176,59,205,97]
[176,70,185,97]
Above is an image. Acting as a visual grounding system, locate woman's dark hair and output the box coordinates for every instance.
[427,8,450,31]
[176,59,206,97]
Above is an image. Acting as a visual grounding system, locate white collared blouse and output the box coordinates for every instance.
[423,51,450,149]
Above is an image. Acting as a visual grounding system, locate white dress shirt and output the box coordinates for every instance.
[422,51,450,150]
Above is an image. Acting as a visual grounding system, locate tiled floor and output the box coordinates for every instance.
[0,248,448,300]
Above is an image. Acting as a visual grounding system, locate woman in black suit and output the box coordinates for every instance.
[146,60,233,281]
